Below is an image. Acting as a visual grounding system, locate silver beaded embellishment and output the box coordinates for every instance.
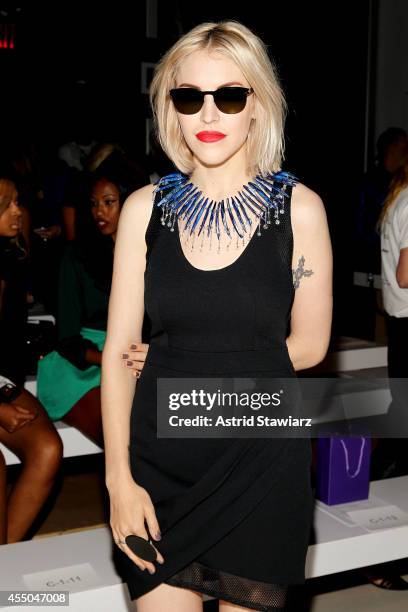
[153,170,298,253]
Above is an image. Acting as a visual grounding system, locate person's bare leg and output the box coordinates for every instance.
[134,582,203,612]
[62,386,104,448]
[0,451,7,544]
[0,389,63,543]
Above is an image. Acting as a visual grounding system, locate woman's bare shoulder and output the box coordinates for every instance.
[118,182,156,231]
[122,182,156,214]
[112,183,156,254]
[290,181,327,230]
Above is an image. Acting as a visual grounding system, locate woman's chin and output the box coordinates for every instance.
[2,229,19,238]
[192,146,244,170]
[96,226,114,237]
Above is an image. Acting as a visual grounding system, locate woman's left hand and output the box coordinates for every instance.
[121,342,149,378]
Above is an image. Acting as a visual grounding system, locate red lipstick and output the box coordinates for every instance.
[196,131,226,143]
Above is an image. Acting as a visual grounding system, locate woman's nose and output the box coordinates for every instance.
[96,205,108,216]
[200,94,219,123]
[11,201,22,216]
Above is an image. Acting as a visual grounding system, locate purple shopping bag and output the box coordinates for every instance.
[316,436,371,505]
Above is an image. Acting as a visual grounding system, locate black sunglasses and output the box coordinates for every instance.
[169,86,254,115]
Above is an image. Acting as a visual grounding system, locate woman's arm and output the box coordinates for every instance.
[396,201,408,288]
[101,183,154,489]
[396,247,408,288]
[396,247,408,289]
[286,183,333,370]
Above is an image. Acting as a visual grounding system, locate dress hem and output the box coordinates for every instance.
[163,576,288,612]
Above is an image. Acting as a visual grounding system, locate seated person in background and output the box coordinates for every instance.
[0,174,63,545]
[37,171,150,448]
[0,449,5,543]
[61,142,150,242]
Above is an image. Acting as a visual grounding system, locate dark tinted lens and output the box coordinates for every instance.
[170,88,203,114]
[214,87,248,114]
[169,87,250,115]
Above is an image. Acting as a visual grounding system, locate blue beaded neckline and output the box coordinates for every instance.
[153,170,298,253]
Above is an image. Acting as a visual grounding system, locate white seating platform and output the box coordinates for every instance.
[0,476,407,611]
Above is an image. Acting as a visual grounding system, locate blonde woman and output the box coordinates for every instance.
[379,158,408,365]
[101,21,332,612]
[378,158,408,454]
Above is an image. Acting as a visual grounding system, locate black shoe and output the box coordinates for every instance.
[367,574,408,590]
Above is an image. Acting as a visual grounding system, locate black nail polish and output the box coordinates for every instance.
[122,353,129,359]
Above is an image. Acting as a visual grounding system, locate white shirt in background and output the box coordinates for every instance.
[381,186,408,317]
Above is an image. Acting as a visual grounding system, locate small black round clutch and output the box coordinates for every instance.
[125,534,158,562]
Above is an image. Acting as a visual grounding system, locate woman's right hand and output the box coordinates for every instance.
[108,475,165,574]
[0,402,38,433]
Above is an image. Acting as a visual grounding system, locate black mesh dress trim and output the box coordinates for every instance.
[164,560,290,611]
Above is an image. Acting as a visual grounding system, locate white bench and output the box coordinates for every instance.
[0,475,407,611]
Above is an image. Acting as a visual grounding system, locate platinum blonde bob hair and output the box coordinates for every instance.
[149,20,287,176]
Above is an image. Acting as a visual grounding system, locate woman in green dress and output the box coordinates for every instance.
[37,171,149,447]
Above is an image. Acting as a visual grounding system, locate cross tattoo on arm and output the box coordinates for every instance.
[292,255,314,289]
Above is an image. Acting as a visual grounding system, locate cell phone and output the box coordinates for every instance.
[0,383,22,403]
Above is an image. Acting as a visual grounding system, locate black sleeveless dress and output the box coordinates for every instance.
[114,173,314,611]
